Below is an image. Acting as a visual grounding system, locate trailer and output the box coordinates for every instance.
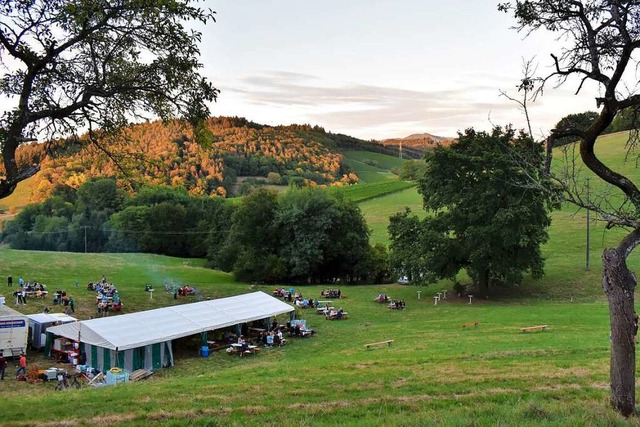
[0,304,28,357]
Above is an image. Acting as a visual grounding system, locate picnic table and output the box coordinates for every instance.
[228,343,261,356]
[25,290,48,298]
[325,311,349,320]
[316,306,333,315]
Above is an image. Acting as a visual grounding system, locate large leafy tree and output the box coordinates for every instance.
[389,126,555,297]
[276,189,371,284]
[553,111,600,147]
[0,0,218,199]
[500,0,640,416]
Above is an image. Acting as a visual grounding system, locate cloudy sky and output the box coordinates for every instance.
[199,0,598,140]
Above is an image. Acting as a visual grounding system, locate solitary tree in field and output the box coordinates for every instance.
[501,0,640,416]
[389,126,555,297]
[0,0,218,200]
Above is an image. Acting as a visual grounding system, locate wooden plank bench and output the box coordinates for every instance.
[364,339,394,350]
[520,325,548,332]
[129,369,153,382]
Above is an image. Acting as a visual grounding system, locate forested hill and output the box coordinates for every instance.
[15,117,389,202]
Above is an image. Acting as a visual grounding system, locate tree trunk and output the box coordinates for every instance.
[602,247,636,417]
[478,268,490,298]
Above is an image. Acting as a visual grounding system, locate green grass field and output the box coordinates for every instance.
[342,150,406,171]
[341,151,400,184]
[0,248,628,426]
[2,133,640,425]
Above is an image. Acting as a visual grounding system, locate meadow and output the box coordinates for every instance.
[2,132,640,425]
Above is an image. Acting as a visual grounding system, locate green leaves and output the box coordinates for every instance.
[0,0,218,199]
[389,126,556,295]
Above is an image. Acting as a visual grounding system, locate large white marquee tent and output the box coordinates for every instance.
[47,291,294,372]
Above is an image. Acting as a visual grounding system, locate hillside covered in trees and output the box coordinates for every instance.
[3,117,389,202]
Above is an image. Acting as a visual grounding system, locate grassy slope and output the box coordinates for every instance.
[2,134,640,425]
[340,150,399,184]
[0,248,624,427]
[0,175,35,228]
[342,150,406,171]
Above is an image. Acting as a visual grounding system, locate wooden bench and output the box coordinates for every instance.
[129,369,153,382]
[520,325,548,332]
[364,339,394,350]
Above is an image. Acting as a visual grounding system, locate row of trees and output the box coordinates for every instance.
[1,179,387,285]
[2,179,232,257]
[551,108,638,147]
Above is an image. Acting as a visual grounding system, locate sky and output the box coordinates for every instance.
[200,0,599,140]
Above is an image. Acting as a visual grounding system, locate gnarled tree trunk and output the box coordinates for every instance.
[602,245,636,417]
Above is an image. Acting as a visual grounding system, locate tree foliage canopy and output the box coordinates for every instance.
[0,0,218,199]
[389,127,556,296]
[212,187,380,285]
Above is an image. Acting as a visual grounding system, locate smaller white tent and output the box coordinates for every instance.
[26,313,77,349]
[47,291,294,372]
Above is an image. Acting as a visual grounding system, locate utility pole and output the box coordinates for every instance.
[84,225,88,254]
[586,177,590,271]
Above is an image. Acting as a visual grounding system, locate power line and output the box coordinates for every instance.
[20,225,214,236]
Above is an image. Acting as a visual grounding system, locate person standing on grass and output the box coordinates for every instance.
[15,353,26,378]
[0,351,6,380]
[7,276,12,287]
[633,311,639,345]
[18,276,23,287]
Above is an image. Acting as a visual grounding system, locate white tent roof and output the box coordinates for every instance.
[27,313,77,324]
[47,291,294,351]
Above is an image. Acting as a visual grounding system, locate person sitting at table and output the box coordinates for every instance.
[238,336,248,352]
[270,320,279,332]
[266,332,274,347]
[276,329,285,346]
[336,308,344,320]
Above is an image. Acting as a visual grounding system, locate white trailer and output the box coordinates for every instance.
[0,304,28,357]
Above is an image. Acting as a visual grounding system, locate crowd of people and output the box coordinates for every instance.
[388,300,406,310]
[375,294,389,303]
[91,276,122,317]
[52,290,75,314]
[7,276,49,306]
[320,289,341,299]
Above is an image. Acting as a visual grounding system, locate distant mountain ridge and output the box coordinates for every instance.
[374,132,455,159]
[399,132,453,142]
